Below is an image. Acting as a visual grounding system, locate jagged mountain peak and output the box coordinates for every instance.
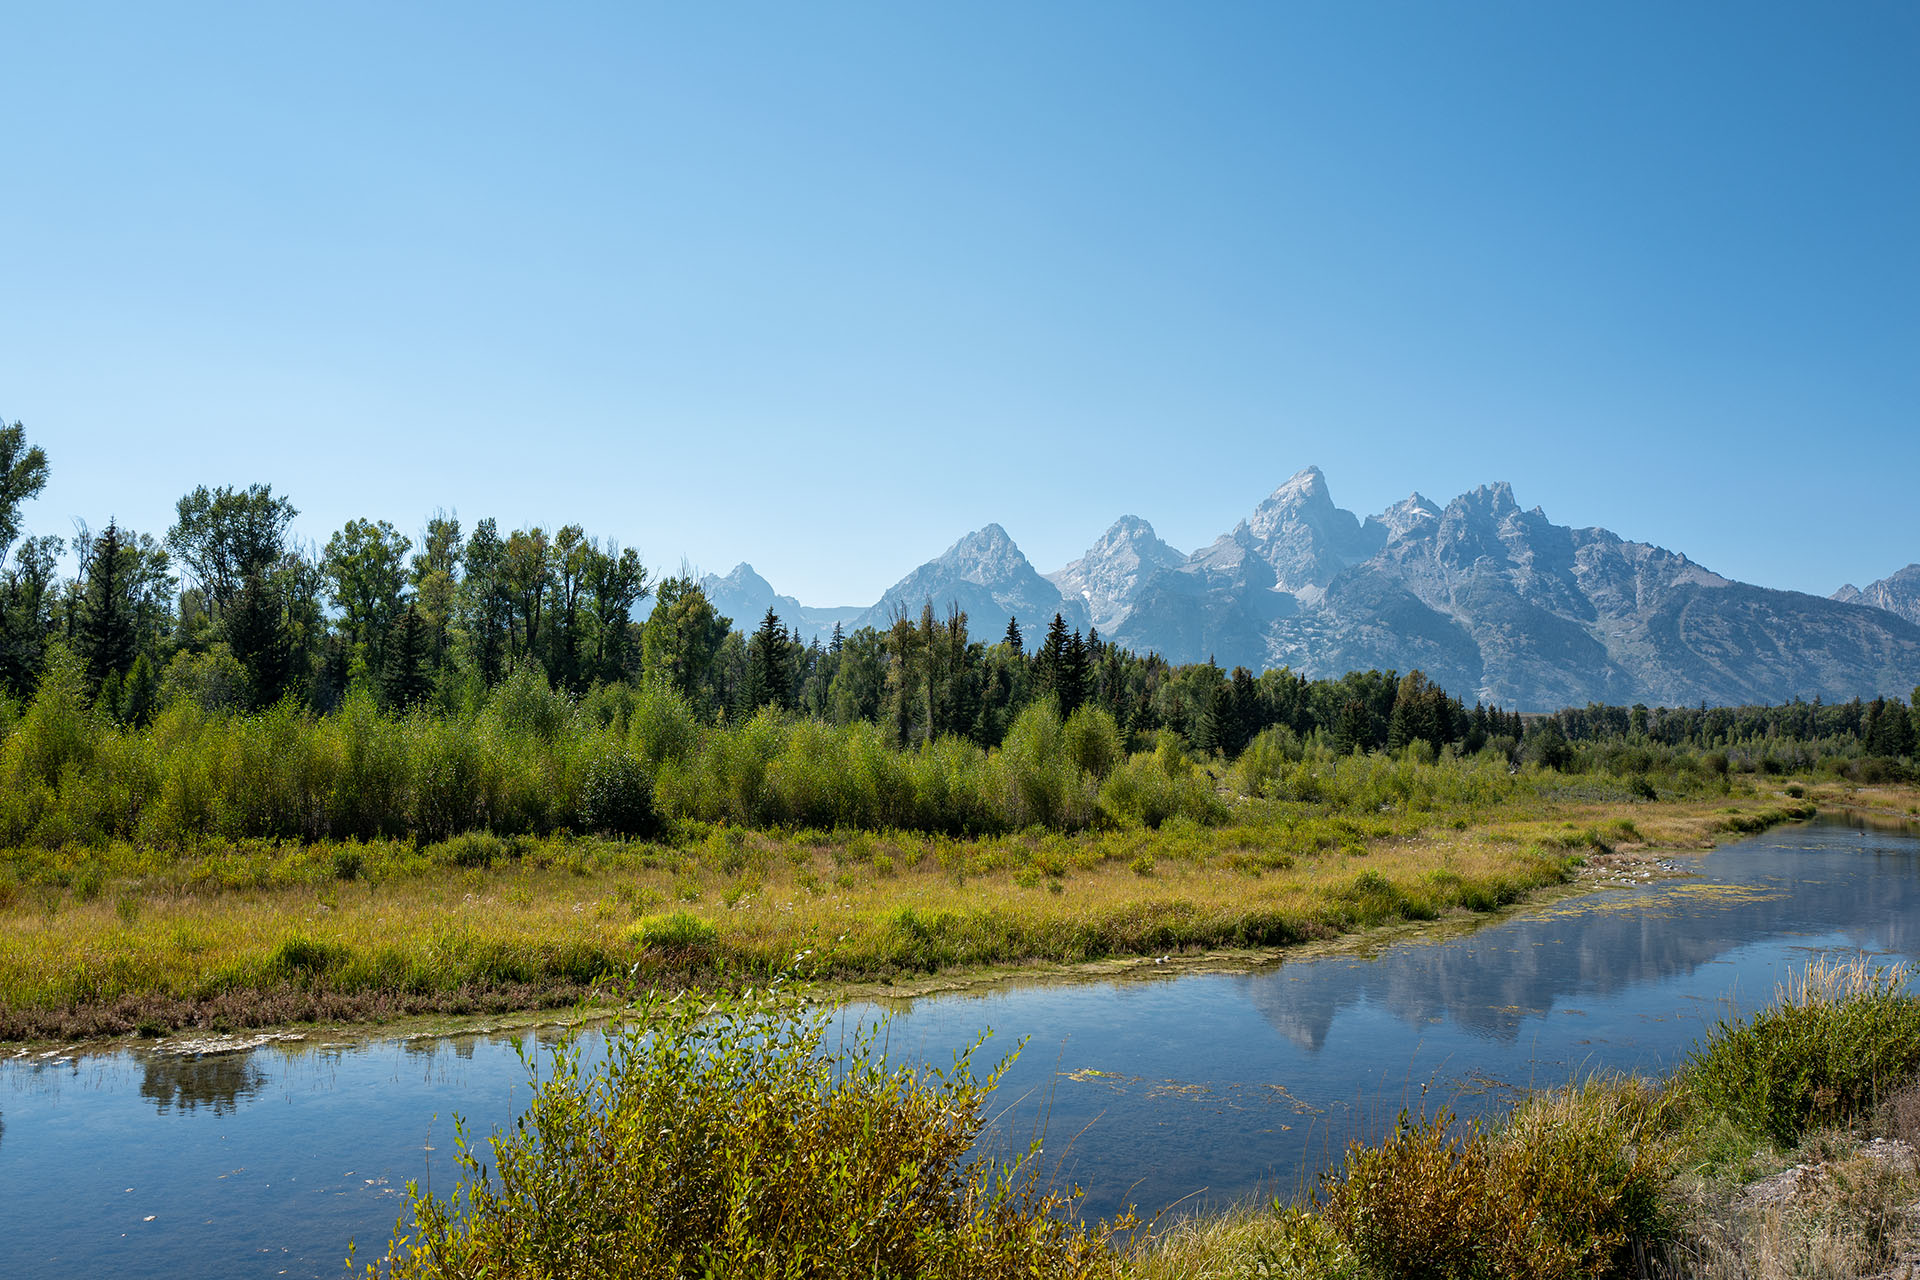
[1833,563,1920,628]
[1047,515,1185,634]
[856,523,1083,637]
[1368,492,1442,541]
[1239,466,1381,591]
[1453,481,1521,519]
[935,523,1033,583]
[712,562,772,592]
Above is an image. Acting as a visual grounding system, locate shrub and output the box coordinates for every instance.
[372,985,1128,1279]
[581,749,658,837]
[631,909,719,957]
[1322,1086,1672,1280]
[1685,956,1920,1144]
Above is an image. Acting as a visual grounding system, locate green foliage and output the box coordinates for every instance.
[631,909,719,956]
[1684,957,1920,1145]
[581,748,659,837]
[373,985,1128,1279]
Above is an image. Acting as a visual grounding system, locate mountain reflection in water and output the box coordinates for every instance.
[2,817,1917,1280]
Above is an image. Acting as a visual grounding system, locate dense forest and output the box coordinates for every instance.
[2,417,1916,850]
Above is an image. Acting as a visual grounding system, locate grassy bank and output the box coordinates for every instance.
[0,759,1824,1040]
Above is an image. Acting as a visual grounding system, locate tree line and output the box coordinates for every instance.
[3,418,1915,774]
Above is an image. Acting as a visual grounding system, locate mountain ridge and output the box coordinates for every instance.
[698,470,1920,708]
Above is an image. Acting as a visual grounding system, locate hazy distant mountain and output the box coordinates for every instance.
[1834,565,1920,629]
[1044,516,1185,635]
[697,563,863,646]
[1098,471,1920,708]
[700,469,1920,710]
[851,523,1087,641]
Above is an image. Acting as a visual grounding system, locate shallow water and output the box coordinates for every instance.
[3,816,1917,1277]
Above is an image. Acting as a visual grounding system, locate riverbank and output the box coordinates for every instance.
[0,763,1838,1043]
[1125,955,1920,1280]
[358,953,1920,1280]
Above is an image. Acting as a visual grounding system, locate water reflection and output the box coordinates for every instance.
[138,1050,264,1116]
[1238,823,1920,1054]
[5,818,1920,1280]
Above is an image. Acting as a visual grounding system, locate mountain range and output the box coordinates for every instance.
[700,467,1920,710]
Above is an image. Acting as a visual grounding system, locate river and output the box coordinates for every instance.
[3,815,1915,1277]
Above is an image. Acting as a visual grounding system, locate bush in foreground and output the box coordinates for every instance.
[1684,956,1920,1145]
[367,982,1131,1280]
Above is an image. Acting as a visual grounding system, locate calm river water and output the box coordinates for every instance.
[3,815,1917,1278]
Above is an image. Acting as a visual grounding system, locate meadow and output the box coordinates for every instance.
[0,652,1823,1039]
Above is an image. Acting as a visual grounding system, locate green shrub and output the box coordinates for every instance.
[1685,956,1920,1144]
[372,985,1128,1279]
[631,909,719,956]
[1323,1085,1672,1280]
[581,749,658,837]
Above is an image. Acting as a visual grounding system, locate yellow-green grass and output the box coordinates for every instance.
[0,785,1823,1041]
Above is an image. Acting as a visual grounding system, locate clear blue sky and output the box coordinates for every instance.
[4,3,1915,605]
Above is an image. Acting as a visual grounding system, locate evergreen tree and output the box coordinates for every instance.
[224,571,293,708]
[1003,615,1023,655]
[1060,627,1089,716]
[1332,697,1372,756]
[122,652,158,727]
[74,520,136,688]
[747,607,791,712]
[382,605,433,710]
[1032,613,1070,705]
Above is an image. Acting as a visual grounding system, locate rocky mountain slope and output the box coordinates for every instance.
[718,469,1920,708]
[1834,565,1920,629]
[698,563,863,646]
[849,524,1086,641]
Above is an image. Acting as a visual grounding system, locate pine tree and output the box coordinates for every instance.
[747,607,791,712]
[1060,628,1089,716]
[1332,697,1372,756]
[123,653,158,727]
[1032,613,1069,704]
[382,605,433,710]
[224,571,293,709]
[75,520,136,689]
[1003,615,1023,655]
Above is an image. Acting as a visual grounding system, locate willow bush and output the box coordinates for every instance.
[366,984,1131,1280]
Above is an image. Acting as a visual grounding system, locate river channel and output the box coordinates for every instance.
[3,815,1917,1278]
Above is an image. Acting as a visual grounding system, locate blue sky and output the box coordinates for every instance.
[4,3,1914,605]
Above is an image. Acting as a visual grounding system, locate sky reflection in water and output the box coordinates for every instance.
[2,817,1916,1277]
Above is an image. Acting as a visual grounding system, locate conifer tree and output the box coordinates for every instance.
[382,605,433,710]
[75,520,136,689]
[224,572,294,709]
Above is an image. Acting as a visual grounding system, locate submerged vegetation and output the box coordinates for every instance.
[370,958,1920,1280]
